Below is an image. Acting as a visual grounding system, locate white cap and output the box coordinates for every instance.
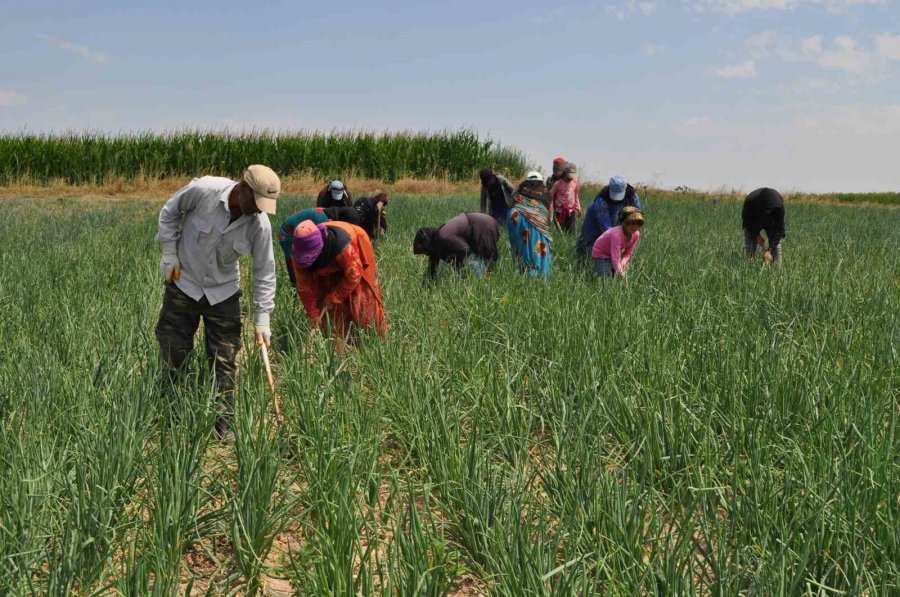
[609,174,628,202]
[329,180,345,200]
[243,165,280,215]
[526,171,543,181]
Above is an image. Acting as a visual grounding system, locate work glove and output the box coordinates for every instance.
[255,325,271,347]
[160,253,180,284]
[256,313,272,346]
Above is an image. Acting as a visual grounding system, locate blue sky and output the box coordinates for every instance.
[2,0,898,192]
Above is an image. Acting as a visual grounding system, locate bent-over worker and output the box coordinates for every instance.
[479,168,515,224]
[316,180,353,208]
[742,187,785,264]
[353,192,389,240]
[576,175,641,258]
[291,220,387,350]
[278,206,362,285]
[413,212,500,280]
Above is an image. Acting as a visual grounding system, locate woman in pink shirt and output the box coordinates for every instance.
[591,207,644,278]
[549,162,581,233]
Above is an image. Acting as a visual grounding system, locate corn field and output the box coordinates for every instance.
[0,130,529,185]
[0,193,897,595]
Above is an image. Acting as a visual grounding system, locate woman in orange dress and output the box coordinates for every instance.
[291,220,387,347]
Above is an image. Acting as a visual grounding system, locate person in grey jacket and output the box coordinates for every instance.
[155,165,279,438]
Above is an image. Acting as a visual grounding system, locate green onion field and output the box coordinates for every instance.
[0,193,896,595]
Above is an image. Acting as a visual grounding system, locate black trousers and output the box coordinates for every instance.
[556,212,577,233]
[155,283,242,403]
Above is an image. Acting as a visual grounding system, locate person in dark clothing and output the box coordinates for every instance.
[413,212,500,280]
[576,175,642,258]
[323,206,362,226]
[479,168,515,224]
[316,180,353,208]
[742,187,785,263]
[353,192,389,240]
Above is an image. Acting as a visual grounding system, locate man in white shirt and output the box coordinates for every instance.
[155,165,279,437]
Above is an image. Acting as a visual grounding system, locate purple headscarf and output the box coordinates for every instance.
[292,221,326,268]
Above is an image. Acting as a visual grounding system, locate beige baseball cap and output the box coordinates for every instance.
[243,165,280,215]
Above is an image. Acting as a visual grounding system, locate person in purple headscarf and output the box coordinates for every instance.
[291,219,386,348]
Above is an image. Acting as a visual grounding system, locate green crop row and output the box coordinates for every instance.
[0,194,896,594]
[0,129,530,185]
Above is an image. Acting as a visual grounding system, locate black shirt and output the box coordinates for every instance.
[427,212,500,278]
[742,188,786,243]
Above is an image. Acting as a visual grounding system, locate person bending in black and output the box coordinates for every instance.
[413,212,500,280]
[742,187,786,264]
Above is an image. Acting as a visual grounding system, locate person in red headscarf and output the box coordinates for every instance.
[545,157,567,189]
[550,162,581,233]
[291,220,387,347]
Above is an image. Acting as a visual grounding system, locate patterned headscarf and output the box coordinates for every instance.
[292,221,326,268]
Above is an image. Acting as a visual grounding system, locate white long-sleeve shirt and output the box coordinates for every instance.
[156,176,276,327]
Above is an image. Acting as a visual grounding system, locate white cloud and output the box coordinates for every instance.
[637,2,657,16]
[714,60,758,78]
[799,35,823,56]
[661,102,900,191]
[38,34,109,64]
[796,35,873,74]
[791,103,900,136]
[0,91,27,108]
[875,33,900,61]
[643,43,665,56]
[674,103,900,140]
[605,5,628,20]
[820,0,886,13]
[786,77,841,94]
[740,30,900,79]
[674,115,716,132]
[684,0,884,15]
[746,30,778,58]
[604,1,657,20]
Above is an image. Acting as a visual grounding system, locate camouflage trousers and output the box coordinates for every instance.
[155,283,242,406]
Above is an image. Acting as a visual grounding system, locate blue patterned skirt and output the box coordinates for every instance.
[507,206,551,279]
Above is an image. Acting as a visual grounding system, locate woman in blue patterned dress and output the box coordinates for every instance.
[507,171,552,280]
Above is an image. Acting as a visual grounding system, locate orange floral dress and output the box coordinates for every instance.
[294,221,387,342]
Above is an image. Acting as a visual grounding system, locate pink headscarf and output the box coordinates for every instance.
[292,221,326,268]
